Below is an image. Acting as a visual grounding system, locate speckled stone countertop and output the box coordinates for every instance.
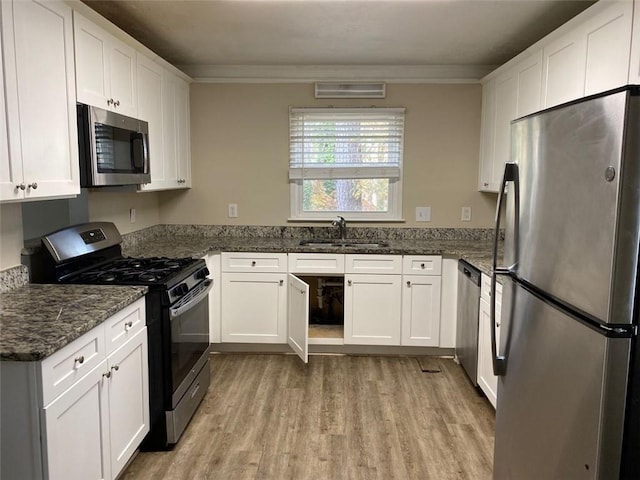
[123,235,501,277]
[0,284,147,361]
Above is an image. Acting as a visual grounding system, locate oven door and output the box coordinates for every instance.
[169,279,213,408]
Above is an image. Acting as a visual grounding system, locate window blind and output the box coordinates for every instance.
[289,107,405,180]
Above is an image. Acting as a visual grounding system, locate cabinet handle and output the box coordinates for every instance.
[251,261,256,266]
[114,100,120,107]
[124,320,133,330]
[406,281,411,287]
[16,183,26,191]
[348,280,352,286]
[111,365,120,372]
[74,355,85,364]
[279,279,284,286]
[28,182,37,190]
[107,98,114,106]
[103,371,111,379]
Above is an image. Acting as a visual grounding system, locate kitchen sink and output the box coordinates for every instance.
[299,239,389,248]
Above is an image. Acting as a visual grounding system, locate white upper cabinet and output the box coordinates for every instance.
[478,52,541,192]
[74,12,137,117]
[139,66,191,191]
[542,1,632,108]
[0,0,79,202]
[582,0,632,95]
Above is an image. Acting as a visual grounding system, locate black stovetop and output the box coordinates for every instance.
[69,256,201,286]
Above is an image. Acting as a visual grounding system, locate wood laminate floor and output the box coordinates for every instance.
[122,354,495,480]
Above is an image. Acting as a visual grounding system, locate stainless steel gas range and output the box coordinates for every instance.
[31,222,212,450]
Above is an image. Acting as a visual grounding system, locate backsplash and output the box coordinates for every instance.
[122,224,502,248]
[0,265,29,293]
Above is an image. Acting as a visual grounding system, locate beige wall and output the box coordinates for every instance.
[88,190,161,234]
[0,203,24,270]
[160,83,497,227]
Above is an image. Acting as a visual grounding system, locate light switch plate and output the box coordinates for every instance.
[228,203,238,218]
[461,206,472,222]
[416,206,431,222]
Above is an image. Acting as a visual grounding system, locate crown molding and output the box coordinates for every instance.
[179,64,496,84]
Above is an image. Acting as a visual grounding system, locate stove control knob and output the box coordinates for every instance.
[172,283,189,298]
[195,267,210,279]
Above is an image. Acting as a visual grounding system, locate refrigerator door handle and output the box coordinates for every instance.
[491,162,518,376]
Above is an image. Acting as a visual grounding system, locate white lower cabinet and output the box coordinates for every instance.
[401,275,442,346]
[0,298,149,480]
[344,273,402,345]
[477,275,502,409]
[221,272,288,343]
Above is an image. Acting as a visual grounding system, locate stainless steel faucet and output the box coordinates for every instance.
[331,215,347,240]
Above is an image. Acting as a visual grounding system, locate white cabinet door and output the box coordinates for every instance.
[491,70,518,189]
[515,50,543,118]
[160,69,180,188]
[583,0,633,96]
[478,297,498,408]
[1,0,79,202]
[221,272,287,343]
[136,53,167,191]
[0,20,19,201]
[107,36,137,117]
[344,274,401,345]
[107,328,149,479]
[542,28,586,108]
[287,274,309,363]
[43,361,110,480]
[74,12,136,116]
[401,275,442,347]
[478,77,497,192]
[175,75,191,187]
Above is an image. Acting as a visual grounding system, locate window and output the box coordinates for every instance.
[289,107,405,221]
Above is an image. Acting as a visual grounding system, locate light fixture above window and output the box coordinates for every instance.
[314,82,386,99]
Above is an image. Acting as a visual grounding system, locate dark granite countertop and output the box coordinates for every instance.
[0,284,147,361]
[123,235,500,277]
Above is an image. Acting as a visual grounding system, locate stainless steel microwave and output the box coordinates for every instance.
[77,103,151,187]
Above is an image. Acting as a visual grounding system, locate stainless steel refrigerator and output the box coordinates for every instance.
[491,86,640,479]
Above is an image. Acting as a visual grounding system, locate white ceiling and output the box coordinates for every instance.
[82,0,596,81]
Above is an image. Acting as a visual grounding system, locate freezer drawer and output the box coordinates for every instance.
[494,279,630,479]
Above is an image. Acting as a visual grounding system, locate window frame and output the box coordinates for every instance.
[288,107,405,222]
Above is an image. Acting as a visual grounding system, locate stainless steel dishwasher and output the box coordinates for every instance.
[456,259,481,385]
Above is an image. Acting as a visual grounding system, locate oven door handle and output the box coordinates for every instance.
[170,279,213,319]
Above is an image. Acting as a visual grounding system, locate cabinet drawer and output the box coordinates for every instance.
[222,252,287,273]
[402,255,442,275]
[104,298,146,355]
[288,253,345,274]
[40,324,106,406]
[345,255,402,275]
[481,273,503,303]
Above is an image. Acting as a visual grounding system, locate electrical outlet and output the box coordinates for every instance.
[129,208,136,223]
[228,203,238,218]
[461,206,472,222]
[415,206,431,222]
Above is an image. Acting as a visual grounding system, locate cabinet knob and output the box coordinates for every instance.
[111,364,120,372]
[114,100,120,107]
[124,321,133,329]
[103,371,111,379]
[348,280,352,286]
[279,279,284,286]
[484,182,489,187]
[74,355,85,364]
[107,98,114,106]
[16,183,26,191]
[251,261,256,266]
[406,281,411,287]
[28,182,37,190]
[420,263,425,269]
